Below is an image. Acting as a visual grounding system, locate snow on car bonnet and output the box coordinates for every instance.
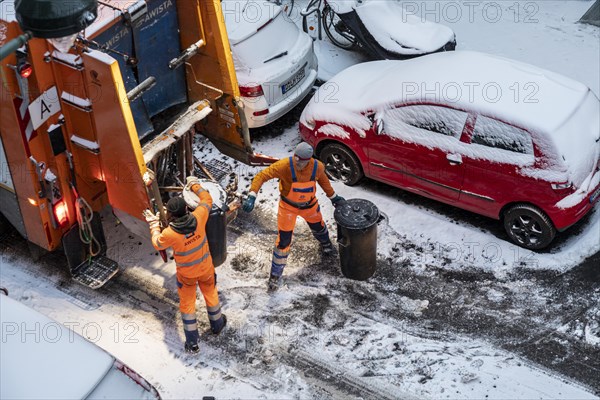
[0,295,114,400]
[301,51,590,139]
[355,1,455,54]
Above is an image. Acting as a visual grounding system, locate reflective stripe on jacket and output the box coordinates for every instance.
[249,156,335,198]
[281,157,318,207]
[150,184,213,276]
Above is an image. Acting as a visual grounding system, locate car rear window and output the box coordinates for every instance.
[472,116,533,155]
[383,105,468,139]
[231,12,300,69]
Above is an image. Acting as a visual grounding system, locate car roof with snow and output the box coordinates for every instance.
[221,0,282,45]
[0,295,115,400]
[302,51,591,134]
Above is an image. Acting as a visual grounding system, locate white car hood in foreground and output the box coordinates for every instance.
[0,295,114,400]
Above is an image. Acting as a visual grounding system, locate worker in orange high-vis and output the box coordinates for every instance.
[144,177,226,354]
[243,142,345,291]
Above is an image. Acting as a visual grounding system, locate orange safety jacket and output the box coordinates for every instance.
[249,156,335,199]
[281,157,319,209]
[150,184,213,277]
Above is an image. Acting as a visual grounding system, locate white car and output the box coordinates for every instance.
[0,293,161,400]
[222,0,318,128]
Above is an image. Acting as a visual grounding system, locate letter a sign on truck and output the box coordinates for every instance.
[28,86,61,130]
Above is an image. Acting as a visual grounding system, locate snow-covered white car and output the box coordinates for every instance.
[222,0,318,128]
[300,51,600,250]
[0,293,161,400]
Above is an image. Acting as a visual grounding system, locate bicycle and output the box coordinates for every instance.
[301,0,359,50]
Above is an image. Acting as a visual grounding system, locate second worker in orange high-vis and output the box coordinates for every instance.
[144,177,226,354]
[243,142,345,291]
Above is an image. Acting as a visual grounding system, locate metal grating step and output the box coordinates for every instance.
[72,256,119,290]
[196,159,233,185]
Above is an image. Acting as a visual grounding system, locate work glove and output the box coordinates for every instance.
[185,175,200,186]
[183,176,202,209]
[242,193,256,213]
[184,175,201,191]
[143,209,161,230]
[330,195,346,207]
[142,169,155,187]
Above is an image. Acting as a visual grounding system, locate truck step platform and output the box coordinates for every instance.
[195,158,233,185]
[71,256,119,290]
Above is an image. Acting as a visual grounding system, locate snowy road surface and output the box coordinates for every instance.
[1,0,600,399]
[1,211,598,398]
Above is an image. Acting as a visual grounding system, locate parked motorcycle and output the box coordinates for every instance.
[302,0,456,60]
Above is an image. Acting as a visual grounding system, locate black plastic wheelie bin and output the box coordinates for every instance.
[334,199,379,280]
[206,206,227,267]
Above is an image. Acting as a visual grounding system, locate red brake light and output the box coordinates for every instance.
[53,201,69,226]
[239,85,264,98]
[18,62,33,79]
[253,109,269,116]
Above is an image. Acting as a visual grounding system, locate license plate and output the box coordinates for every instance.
[591,187,600,203]
[282,67,306,94]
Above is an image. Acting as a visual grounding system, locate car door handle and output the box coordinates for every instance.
[446,153,463,165]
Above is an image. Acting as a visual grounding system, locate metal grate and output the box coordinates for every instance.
[196,159,233,185]
[72,256,119,290]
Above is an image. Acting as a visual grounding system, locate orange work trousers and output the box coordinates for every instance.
[176,266,220,315]
[276,200,325,251]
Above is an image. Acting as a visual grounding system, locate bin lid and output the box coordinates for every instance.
[183,179,227,210]
[334,198,379,229]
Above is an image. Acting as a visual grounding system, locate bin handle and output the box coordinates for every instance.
[337,234,349,248]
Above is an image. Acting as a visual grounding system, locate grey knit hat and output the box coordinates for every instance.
[294,142,313,160]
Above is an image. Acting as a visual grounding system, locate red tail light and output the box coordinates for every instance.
[253,109,269,116]
[53,201,69,227]
[18,62,33,79]
[239,85,264,98]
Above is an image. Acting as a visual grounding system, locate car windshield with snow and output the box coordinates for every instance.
[222,0,318,128]
[300,51,600,250]
[0,294,161,400]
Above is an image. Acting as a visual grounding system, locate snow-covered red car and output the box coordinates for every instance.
[0,293,161,400]
[222,0,318,128]
[300,51,600,250]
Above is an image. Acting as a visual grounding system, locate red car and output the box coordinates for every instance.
[300,51,600,250]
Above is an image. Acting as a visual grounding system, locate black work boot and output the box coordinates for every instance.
[321,241,335,256]
[267,274,281,292]
[184,341,200,354]
[211,315,227,335]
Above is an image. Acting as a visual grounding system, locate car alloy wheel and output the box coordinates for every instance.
[319,143,363,186]
[503,204,556,250]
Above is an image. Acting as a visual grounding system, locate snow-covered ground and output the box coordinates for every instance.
[1,1,599,399]
[1,253,597,399]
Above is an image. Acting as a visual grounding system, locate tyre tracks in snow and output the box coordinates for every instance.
[0,228,405,399]
[2,212,598,397]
